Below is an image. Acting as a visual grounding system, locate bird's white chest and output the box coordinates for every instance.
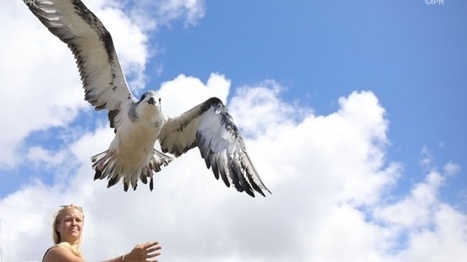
[110,117,162,167]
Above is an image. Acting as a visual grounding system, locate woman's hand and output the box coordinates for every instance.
[124,241,161,262]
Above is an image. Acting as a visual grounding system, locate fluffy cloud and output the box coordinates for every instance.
[1,75,466,261]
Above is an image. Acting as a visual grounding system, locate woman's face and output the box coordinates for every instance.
[56,207,84,244]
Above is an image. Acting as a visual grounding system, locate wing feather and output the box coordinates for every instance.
[159,97,271,197]
[25,0,135,131]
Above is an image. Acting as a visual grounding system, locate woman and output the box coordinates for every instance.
[43,205,161,262]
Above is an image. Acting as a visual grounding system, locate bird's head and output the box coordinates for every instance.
[139,91,161,106]
[135,91,163,119]
[138,91,161,108]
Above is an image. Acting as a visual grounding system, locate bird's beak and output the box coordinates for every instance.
[147,97,155,105]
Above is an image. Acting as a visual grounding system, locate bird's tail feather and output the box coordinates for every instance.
[140,150,173,191]
[91,149,173,191]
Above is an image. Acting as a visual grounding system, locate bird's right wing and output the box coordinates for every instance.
[25,0,136,131]
[159,97,271,197]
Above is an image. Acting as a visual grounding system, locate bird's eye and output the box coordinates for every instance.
[140,94,146,101]
[159,98,161,104]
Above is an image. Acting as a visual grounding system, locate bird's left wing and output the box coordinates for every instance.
[159,97,271,197]
[25,0,136,131]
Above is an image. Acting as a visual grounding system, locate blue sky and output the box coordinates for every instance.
[158,2,465,144]
[0,0,466,261]
[156,0,466,204]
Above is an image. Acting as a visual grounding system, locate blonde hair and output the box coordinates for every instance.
[53,204,84,258]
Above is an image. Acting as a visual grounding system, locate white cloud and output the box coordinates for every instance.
[374,171,443,228]
[158,73,230,116]
[396,203,467,261]
[373,163,467,262]
[26,146,67,168]
[229,80,306,138]
[1,77,466,261]
[0,1,82,168]
[420,146,434,169]
[139,0,206,28]
[443,161,460,176]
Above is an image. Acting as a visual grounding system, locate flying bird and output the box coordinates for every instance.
[24,0,271,197]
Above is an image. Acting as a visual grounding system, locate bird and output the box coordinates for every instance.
[24,0,271,197]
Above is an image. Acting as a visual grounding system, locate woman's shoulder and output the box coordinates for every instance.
[42,245,57,262]
[42,245,84,262]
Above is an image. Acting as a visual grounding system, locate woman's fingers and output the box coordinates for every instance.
[145,241,161,260]
[147,245,161,252]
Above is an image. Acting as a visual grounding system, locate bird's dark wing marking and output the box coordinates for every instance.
[159,97,271,197]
